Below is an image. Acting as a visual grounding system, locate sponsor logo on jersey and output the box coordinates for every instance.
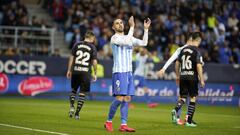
[18,77,53,96]
[181,71,194,75]
[74,66,89,72]
[0,73,9,93]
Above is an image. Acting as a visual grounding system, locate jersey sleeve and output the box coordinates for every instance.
[196,50,204,65]
[177,51,181,62]
[110,35,133,46]
[92,45,97,60]
[71,43,77,56]
[162,44,187,70]
[132,29,148,46]
[128,27,134,36]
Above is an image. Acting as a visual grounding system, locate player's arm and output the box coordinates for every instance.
[197,63,205,88]
[91,45,98,82]
[175,60,180,85]
[132,18,151,46]
[92,59,98,82]
[127,16,134,36]
[110,35,133,46]
[196,52,205,88]
[157,45,187,77]
[132,29,148,46]
[66,55,74,79]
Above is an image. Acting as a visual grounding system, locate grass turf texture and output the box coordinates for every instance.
[0,97,239,135]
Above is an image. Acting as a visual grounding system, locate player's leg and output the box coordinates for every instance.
[183,99,197,124]
[136,76,158,108]
[119,96,135,132]
[132,75,143,108]
[119,72,135,132]
[69,89,77,118]
[185,80,198,127]
[74,74,90,119]
[177,106,182,119]
[104,73,127,132]
[140,76,152,106]
[185,96,197,127]
[106,96,124,121]
[105,96,124,132]
[175,98,185,125]
[172,96,186,124]
[74,92,87,119]
[69,74,79,118]
[172,79,187,124]
[120,96,130,125]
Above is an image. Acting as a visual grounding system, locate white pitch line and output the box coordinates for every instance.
[0,123,69,135]
[233,126,240,129]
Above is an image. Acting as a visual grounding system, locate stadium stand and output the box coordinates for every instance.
[46,0,240,64]
[0,0,56,56]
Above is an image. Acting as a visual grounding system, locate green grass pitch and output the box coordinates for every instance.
[0,97,239,135]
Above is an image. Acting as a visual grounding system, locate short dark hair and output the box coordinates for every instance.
[187,32,193,40]
[112,18,122,26]
[84,31,95,39]
[192,32,202,40]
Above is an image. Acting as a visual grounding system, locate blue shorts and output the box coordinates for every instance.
[134,75,146,88]
[112,72,135,96]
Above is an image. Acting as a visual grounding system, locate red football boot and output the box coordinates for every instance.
[177,118,184,125]
[147,103,159,108]
[119,125,136,132]
[128,103,135,109]
[104,121,113,132]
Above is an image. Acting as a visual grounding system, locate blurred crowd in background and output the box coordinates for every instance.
[1,0,240,64]
[0,0,56,56]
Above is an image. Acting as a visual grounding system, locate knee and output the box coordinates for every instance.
[116,96,124,102]
[71,88,77,94]
[79,92,86,96]
[190,96,196,102]
[179,96,187,103]
[123,96,131,102]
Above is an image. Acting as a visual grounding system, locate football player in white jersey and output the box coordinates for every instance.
[134,47,158,108]
[104,16,151,132]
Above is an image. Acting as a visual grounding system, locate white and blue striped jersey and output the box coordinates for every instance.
[111,27,148,73]
[134,53,148,76]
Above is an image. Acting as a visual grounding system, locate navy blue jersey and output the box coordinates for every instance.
[177,45,203,80]
[71,41,97,74]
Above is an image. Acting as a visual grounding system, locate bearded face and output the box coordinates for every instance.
[112,19,124,33]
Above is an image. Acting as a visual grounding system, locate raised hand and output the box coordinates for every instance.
[144,18,151,29]
[128,16,135,28]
